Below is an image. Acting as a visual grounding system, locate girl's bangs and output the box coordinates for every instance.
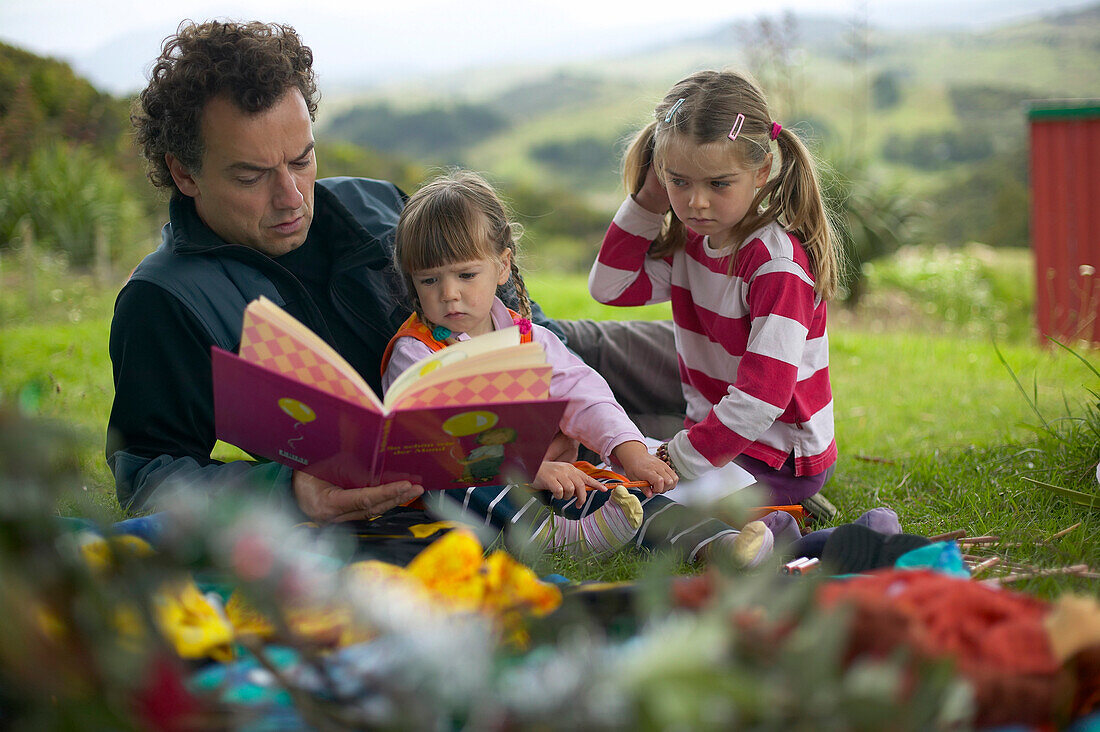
[401,207,496,272]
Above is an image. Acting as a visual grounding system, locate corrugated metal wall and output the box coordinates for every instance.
[1029,102,1100,346]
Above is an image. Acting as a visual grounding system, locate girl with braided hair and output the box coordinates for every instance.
[381,169,676,556]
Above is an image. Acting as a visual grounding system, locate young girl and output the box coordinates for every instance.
[382,170,676,557]
[590,70,839,507]
[383,170,781,566]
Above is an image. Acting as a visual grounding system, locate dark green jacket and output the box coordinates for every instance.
[107,177,561,512]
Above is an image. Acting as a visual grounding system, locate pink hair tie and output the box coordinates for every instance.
[513,317,532,335]
[769,122,782,141]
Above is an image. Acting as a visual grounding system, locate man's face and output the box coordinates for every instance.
[167,89,316,256]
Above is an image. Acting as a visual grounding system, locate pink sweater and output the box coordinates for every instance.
[589,196,836,480]
[382,298,643,462]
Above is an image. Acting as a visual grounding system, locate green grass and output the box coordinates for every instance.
[530,272,1100,592]
[2,260,1098,593]
[0,314,117,515]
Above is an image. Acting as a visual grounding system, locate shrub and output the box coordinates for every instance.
[882,129,995,169]
[0,142,145,267]
[865,244,1034,340]
[820,154,925,305]
[325,101,509,160]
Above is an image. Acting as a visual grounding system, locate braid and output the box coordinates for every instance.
[504,242,532,319]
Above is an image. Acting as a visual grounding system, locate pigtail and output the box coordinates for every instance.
[721,126,838,300]
[499,223,532,319]
[392,199,426,325]
[622,122,656,196]
[622,120,689,260]
[505,256,532,319]
[763,128,840,301]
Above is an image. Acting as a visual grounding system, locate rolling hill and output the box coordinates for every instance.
[319,3,1100,216]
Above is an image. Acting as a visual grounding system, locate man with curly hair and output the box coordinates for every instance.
[107,20,436,522]
[108,20,687,528]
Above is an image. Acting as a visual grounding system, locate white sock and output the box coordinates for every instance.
[708,520,775,568]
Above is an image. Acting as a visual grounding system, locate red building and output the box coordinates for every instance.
[1029,100,1100,346]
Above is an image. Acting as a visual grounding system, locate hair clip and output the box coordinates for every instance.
[664,98,685,123]
[770,122,782,140]
[727,113,745,141]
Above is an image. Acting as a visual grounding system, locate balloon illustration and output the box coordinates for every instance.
[278,397,316,424]
[441,410,498,437]
[417,361,442,377]
[418,350,468,376]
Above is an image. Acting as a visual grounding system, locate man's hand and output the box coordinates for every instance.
[533,461,606,505]
[292,470,423,524]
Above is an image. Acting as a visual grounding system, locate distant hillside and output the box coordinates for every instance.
[318,2,1099,247]
[0,42,131,165]
[320,3,1099,160]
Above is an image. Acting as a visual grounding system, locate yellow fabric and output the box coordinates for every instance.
[225,590,356,648]
[153,579,235,662]
[71,526,559,659]
[78,534,236,660]
[408,521,461,538]
[346,529,562,645]
[79,534,155,571]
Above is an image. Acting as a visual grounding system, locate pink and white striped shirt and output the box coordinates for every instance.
[589,196,836,480]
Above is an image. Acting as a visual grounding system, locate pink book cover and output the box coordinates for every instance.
[212,347,567,489]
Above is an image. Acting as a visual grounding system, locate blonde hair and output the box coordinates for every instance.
[393,169,531,322]
[622,70,840,300]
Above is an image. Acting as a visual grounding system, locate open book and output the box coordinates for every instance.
[213,297,567,489]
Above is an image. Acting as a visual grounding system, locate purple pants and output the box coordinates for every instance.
[734,454,834,505]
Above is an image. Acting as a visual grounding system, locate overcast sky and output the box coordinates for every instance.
[1,0,1091,93]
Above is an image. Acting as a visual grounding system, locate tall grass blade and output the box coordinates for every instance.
[992,340,1052,433]
[1021,476,1100,510]
[1047,337,1100,380]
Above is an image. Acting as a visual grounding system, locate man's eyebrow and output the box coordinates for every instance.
[226,142,315,172]
[294,142,316,161]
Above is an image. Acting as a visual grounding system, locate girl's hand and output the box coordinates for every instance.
[612,440,678,498]
[633,162,671,216]
[533,461,606,505]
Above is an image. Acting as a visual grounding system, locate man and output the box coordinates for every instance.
[108,20,687,527]
[108,20,570,522]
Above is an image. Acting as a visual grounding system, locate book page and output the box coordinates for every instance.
[383,326,522,408]
[389,363,553,410]
[396,342,546,394]
[238,296,384,412]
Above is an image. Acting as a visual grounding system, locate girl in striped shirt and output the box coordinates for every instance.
[590,70,841,508]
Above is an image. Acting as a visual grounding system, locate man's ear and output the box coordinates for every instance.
[166,153,200,197]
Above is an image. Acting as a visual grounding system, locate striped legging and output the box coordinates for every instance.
[423,483,739,562]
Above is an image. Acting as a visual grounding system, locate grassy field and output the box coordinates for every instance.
[2,261,1098,594]
[524,273,1100,593]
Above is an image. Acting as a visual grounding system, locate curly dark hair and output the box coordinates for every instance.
[132,20,319,192]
